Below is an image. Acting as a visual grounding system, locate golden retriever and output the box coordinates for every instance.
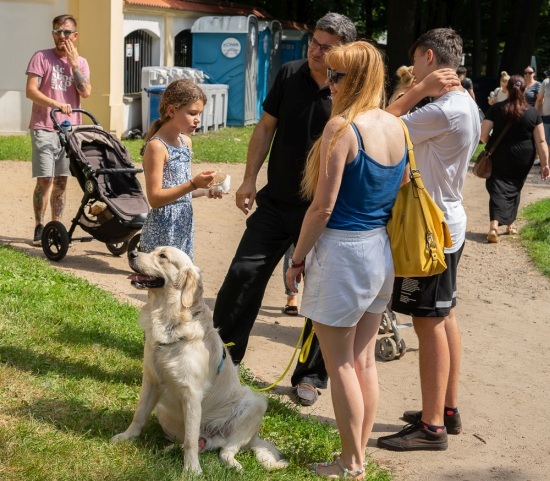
[110,246,289,475]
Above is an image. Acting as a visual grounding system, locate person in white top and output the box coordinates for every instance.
[377,28,481,452]
[535,69,550,153]
[488,71,510,105]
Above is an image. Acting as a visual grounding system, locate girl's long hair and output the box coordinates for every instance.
[141,79,207,155]
[301,41,386,200]
[502,75,528,123]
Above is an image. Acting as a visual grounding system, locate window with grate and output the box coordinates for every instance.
[175,29,192,67]
[124,30,153,95]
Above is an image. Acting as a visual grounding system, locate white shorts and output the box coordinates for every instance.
[31,129,70,178]
[300,227,394,327]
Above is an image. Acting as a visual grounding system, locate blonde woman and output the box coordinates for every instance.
[286,41,407,479]
[488,71,510,105]
[388,65,415,104]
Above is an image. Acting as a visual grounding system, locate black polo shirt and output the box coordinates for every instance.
[262,59,332,206]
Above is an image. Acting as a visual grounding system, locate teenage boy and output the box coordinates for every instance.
[378,28,481,451]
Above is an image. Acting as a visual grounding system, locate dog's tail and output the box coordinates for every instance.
[250,436,289,471]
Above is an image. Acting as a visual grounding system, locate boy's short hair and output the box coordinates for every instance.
[409,28,463,69]
[456,66,468,76]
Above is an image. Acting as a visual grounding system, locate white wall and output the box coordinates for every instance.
[0,0,68,134]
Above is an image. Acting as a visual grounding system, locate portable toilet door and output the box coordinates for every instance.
[280,29,308,65]
[257,21,271,120]
[192,15,258,126]
[268,20,283,90]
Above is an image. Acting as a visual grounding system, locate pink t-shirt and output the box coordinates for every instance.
[26,48,90,131]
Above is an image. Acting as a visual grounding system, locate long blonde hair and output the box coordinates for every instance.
[141,79,207,155]
[301,41,386,200]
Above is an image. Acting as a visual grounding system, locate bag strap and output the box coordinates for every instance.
[398,118,425,190]
[486,121,513,155]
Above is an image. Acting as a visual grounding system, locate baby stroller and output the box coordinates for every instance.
[375,306,410,361]
[41,109,149,261]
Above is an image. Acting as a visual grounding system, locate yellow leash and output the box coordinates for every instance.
[228,318,315,392]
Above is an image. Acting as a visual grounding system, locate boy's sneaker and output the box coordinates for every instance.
[377,421,448,451]
[33,224,44,246]
[402,409,462,435]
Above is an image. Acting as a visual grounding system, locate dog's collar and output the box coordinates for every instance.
[217,347,227,375]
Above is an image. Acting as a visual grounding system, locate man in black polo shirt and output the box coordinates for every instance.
[213,13,357,406]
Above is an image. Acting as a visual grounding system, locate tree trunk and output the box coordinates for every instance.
[500,0,544,74]
[386,0,418,94]
[486,0,503,78]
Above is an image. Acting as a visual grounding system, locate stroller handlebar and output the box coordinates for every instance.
[95,168,144,175]
[50,108,101,131]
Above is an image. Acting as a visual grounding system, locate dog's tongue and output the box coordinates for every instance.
[128,273,153,282]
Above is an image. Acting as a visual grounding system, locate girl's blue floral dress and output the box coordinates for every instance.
[140,135,194,259]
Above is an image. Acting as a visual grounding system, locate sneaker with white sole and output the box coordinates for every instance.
[33,224,44,246]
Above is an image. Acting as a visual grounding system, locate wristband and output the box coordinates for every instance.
[291,259,305,269]
[189,179,198,190]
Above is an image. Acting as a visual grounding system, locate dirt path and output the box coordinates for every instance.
[1,160,549,480]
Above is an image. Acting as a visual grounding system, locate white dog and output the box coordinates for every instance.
[110,246,288,475]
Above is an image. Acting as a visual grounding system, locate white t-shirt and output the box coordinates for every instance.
[401,91,481,253]
[540,78,550,116]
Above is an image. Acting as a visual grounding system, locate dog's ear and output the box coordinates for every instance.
[180,266,203,308]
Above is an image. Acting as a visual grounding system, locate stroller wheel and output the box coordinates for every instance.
[397,338,407,358]
[42,221,70,262]
[106,241,129,256]
[127,233,141,260]
[376,337,397,361]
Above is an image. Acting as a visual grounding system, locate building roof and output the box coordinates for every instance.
[124,0,271,18]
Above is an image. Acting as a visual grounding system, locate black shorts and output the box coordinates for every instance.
[391,242,465,318]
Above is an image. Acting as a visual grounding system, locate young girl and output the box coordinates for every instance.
[140,79,222,259]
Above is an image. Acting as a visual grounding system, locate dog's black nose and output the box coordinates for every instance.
[129,250,139,260]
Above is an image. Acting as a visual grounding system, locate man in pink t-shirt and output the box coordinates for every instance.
[25,14,91,246]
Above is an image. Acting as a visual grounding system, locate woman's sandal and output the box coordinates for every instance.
[506,224,518,235]
[283,304,299,316]
[308,458,365,479]
[487,229,499,243]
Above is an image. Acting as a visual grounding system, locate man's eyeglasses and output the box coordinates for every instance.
[308,36,335,54]
[327,68,346,84]
[53,29,76,37]
[524,71,535,75]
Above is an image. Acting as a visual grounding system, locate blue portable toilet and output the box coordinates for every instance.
[192,15,258,126]
[256,21,271,120]
[267,20,282,90]
[280,28,308,65]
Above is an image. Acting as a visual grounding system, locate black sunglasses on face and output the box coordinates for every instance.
[327,68,346,84]
[53,29,76,37]
[524,71,534,74]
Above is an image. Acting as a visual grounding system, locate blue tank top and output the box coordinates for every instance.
[327,122,407,231]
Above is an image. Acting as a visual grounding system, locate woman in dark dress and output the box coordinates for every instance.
[481,75,549,243]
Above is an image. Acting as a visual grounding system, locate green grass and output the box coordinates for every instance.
[519,198,550,278]
[0,245,392,481]
[0,126,255,165]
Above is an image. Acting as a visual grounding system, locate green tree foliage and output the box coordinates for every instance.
[237,0,549,92]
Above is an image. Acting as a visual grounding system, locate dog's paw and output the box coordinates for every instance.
[183,462,203,476]
[110,432,136,444]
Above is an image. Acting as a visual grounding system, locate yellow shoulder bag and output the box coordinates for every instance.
[386,119,453,278]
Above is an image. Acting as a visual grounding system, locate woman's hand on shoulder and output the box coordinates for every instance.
[417,68,461,97]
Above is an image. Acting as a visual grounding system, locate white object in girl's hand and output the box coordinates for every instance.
[209,173,231,194]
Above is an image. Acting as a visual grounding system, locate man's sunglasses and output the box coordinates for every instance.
[327,68,346,84]
[308,36,335,54]
[53,29,76,37]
